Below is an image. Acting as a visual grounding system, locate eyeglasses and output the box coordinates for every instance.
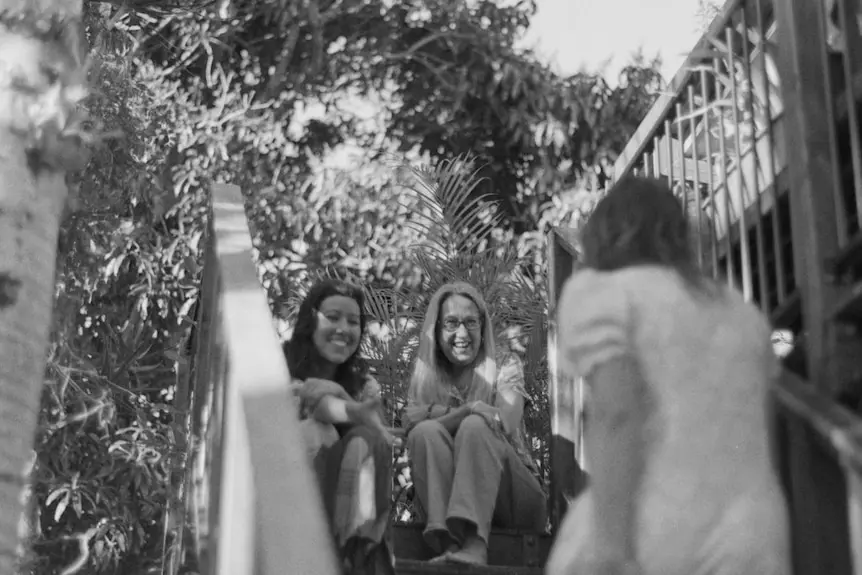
[441,317,481,332]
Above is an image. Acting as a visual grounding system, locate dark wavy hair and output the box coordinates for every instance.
[581,176,713,293]
[282,279,369,397]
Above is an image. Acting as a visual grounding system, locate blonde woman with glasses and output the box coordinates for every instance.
[403,282,546,566]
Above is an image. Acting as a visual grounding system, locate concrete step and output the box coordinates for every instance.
[392,525,551,568]
[395,559,543,575]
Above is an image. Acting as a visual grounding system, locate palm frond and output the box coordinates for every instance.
[402,154,504,261]
[360,285,422,401]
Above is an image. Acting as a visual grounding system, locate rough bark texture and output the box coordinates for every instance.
[0,0,79,17]
[0,1,83,572]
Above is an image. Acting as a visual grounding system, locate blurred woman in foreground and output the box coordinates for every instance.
[546,177,791,575]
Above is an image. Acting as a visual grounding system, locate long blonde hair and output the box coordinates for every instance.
[408,282,496,406]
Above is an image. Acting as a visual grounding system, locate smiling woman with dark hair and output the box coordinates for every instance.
[547,177,790,575]
[403,282,546,566]
[284,278,397,575]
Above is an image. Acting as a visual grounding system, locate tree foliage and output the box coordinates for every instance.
[22,0,663,572]
[287,156,552,521]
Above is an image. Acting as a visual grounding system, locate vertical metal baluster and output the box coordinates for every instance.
[847,469,862,575]
[653,136,662,176]
[817,0,852,247]
[714,55,736,290]
[726,23,754,301]
[701,69,720,278]
[643,151,652,177]
[755,0,787,304]
[740,7,770,312]
[665,120,675,188]
[688,83,705,270]
[676,101,690,243]
[837,0,862,230]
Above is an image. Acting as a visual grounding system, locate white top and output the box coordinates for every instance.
[547,266,791,575]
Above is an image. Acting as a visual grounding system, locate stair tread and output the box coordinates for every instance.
[393,524,549,538]
[393,524,551,567]
[396,558,543,575]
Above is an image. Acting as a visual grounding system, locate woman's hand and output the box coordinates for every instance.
[346,398,399,447]
[468,401,500,419]
[346,396,382,426]
[466,401,504,432]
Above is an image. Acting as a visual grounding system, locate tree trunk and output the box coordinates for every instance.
[0,1,84,573]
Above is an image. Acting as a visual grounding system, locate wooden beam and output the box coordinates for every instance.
[775,0,843,398]
[849,471,862,575]
[546,228,587,532]
[210,183,340,575]
[774,0,849,570]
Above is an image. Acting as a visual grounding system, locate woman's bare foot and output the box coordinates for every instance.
[445,535,487,565]
[429,543,459,563]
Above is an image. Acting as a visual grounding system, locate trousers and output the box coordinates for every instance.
[406,414,546,552]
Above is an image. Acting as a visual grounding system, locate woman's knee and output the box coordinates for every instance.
[407,419,447,448]
[342,434,370,458]
[342,432,392,471]
[345,426,390,454]
[457,414,493,438]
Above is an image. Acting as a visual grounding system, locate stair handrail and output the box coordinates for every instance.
[770,371,862,574]
[184,183,340,575]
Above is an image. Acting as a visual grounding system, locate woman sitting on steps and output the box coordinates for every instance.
[403,281,547,566]
[284,279,398,575]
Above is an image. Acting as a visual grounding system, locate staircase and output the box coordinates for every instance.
[176,181,570,575]
[396,562,542,575]
[393,525,550,575]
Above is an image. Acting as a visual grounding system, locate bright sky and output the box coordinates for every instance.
[521,0,704,82]
[317,0,708,169]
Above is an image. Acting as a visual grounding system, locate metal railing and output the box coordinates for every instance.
[546,222,862,575]
[770,371,862,575]
[608,0,862,573]
[797,0,862,257]
[177,183,339,575]
[613,0,796,326]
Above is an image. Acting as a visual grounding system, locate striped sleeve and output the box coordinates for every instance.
[557,269,631,379]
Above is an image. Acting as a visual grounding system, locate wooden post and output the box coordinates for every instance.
[209,183,341,575]
[773,0,853,573]
[848,468,862,575]
[182,184,341,575]
[774,0,843,394]
[546,227,588,531]
[775,0,850,575]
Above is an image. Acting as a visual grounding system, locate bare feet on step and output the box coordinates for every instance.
[444,535,487,566]
[429,541,459,563]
